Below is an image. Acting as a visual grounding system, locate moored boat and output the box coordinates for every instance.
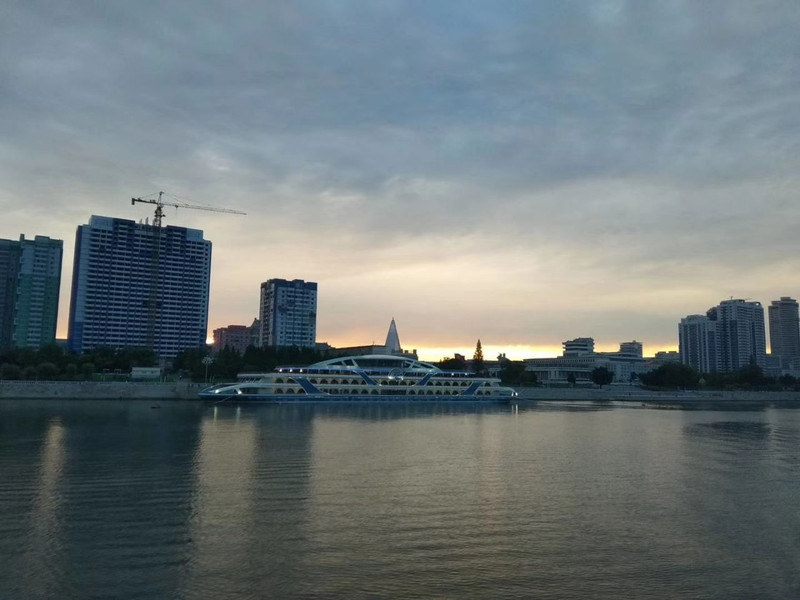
[199,354,517,403]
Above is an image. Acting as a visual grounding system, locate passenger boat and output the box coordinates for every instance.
[198,354,517,403]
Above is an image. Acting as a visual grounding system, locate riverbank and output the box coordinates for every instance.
[515,385,800,407]
[0,380,205,399]
[3,380,800,406]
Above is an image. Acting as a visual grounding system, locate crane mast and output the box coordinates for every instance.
[130,191,246,354]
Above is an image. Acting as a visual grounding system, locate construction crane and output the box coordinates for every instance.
[131,191,246,227]
[130,191,246,353]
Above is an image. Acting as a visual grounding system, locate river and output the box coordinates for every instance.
[1,399,798,599]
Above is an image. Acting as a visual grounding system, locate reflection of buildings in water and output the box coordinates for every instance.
[50,403,205,598]
[303,410,517,580]
[303,402,512,422]
[20,418,66,598]
[182,406,314,597]
[687,419,773,442]
[184,410,258,591]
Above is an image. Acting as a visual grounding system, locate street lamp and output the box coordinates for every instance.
[201,356,214,384]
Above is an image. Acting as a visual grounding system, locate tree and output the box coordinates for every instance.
[567,373,577,386]
[81,362,96,380]
[498,359,524,384]
[37,362,59,380]
[64,363,78,381]
[438,356,467,371]
[640,363,700,389]
[38,343,65,369]
[590,366,614,387]
[472,340,484,375]
[117,347,157,368]
[205,347,244,381]
[0,363,22,380]
[736,363,767,388]
[173,348,210,381]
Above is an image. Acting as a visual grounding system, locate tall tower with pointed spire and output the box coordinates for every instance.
[385,318,401,354]
[325,318,416,359]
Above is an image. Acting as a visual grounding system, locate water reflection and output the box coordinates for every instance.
[689,420,772,440]
[0,400,205,598]
[1,401,798,599]
[182,404,315,598]
[223,401,519,422]
[182,408,259,596]
[19,418,66,599]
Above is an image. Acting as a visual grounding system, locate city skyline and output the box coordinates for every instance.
[3,2,799,360]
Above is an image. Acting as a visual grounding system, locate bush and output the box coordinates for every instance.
[63,363,78,380]
[0,363,22,380]
[81,363,95,380]
[37,362,59,380]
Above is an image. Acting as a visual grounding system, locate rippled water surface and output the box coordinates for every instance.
[1,400,799,599]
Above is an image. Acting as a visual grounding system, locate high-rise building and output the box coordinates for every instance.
[0,239,22,350]
[712,299,766,371]
[618,341,643,359]
[768,297,800,359]
[67,216,211,358]
[679,299,766,373]
[563,337,595,356]
[259,278,317,348]
[249,318,260,348]
[679,314,717,373]
[213,324,252,354]
[0,235,63,350]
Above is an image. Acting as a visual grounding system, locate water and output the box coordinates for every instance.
[1,400,799,599]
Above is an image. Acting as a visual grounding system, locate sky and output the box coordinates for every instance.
[2,1,799,361]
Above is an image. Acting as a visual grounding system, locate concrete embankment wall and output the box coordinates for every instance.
[0,381,207,400]
[3,381,800,404]
[515,386,800,405]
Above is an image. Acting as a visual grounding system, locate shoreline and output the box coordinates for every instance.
[1,381,800,407]
[515,386,800,407]
[0,380,204,400]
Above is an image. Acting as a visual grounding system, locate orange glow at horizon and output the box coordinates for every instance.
[201,333,679,362]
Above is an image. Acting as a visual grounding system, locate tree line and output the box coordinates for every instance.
[10,342,788,391]
[174,346,326,382]
[0,344,157,381]
[639,361,800,391]
[0,343,327,382]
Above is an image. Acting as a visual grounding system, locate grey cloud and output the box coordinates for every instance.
[5,0,798,193]
[2,0,800,350]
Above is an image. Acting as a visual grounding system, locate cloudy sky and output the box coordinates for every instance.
[2,1,799,360]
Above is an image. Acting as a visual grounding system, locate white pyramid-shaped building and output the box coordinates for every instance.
[384,318,401,354]
[326,318,416,359]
